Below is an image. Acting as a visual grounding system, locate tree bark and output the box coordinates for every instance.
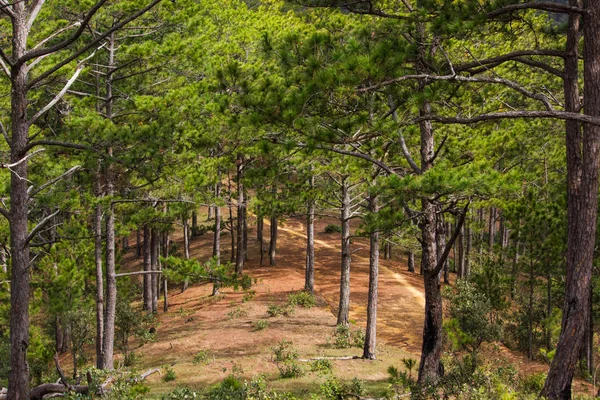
[213,172,222,265]
[151,228,159,313]
[363,194,379,359]
[192,211,198,233]
[183,215,190,260]
[236,155,245,274]
[94,201,104,369]
[435,210,446,283]
[136,229,141,258]
[269,215,278,266]
[305,173,315,293]
[407,251,415,273]
[102,199,117,370]
[337,177,351,326]
[143,226,152,312]
[543,2,600,397]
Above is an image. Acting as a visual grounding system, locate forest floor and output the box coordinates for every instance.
[116,209,595,398]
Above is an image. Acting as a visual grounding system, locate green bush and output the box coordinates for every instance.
[254,319,270,331]
[329,324,365,348]
[278,360,305,379]
[324,224,342,234]
[267,304,294,317]
[242,290,256,303]
[520,372,547,395]
[227,306,248,319]
[287,291,315,308]
[192,350,209,365]
[161,387,198,400]
[163,366,177,382]
[310,359,333,373]
[320,376,364,399]
[272,340,304,379]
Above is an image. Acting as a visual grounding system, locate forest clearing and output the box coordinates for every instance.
[2,0,600,399]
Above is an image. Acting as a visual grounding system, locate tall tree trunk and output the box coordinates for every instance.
[305,174,315,293]
[94,200,104,369]
[544,3,600,396]
[269,215,278,266]
[435,210,446,283]
[207,205,213,221]
[0,245,6,274]
[213,173,222,265]
[488,207,496,251]
[136,229,141,258]
[243,192,248,262]
[457,225,465,279]
[465,219,472,279]
[228,173,235,264]
[143,226,152,312]
[103,200,117,370]
[363,194,379,359]
[151,228,158,313]
[236,155,245,274]
[407,251,415,273]
[183,215,190,260]
[337,177,351,326]
[8,11,32,397]
[528,257,535,360]
[192,211,198,233]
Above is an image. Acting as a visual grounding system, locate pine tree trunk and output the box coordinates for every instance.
[183,215,190,260]
[457,225,465,279]
[543,5,600,395]
[243,192,248,262]
[151,228,159,313]
[8,13,32,397]
[305,174,315,293]
[407,251,415,273]
[488,207,496,251]
[435,210,446,283]
[163,279,169,313]
[269,215,278,266]
[363,194,379,359]
[228,173,235,264]
[192,211,198,233]
[136,229,141,258]
[213,175,222,265]
[94,201,104,369]
[236,156,245,274]
[337,178,351,326]
[465,220,472,279]
[528,257,534,360]
[143,226,152,312]
[0,245,6,274]
[103,201,117,370]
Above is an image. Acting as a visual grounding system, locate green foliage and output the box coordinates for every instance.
[310,359,333,374]
[254,319,270,331]
[329,324,365,349]
[227,306,248,320]
[444,280,501,356]
[192,350,210,365]
[242,290,256,302]
[324,224,342,234]
[163,366,177,382]
[115,301,156,366]
[267,303,295,317]
[271,339,304,378]
[286,291,315,308]
[319,376,364,400]
[161,387,198,400]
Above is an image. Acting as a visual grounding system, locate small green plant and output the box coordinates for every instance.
[163,366,177,382]
[227,306,248,320]
[192,350,209,365]
[324,224,342,233]
[271,340,304,379]
[160,387,198,400]
[267,303,294,317]
[242,290,256,303]
[320,376,363,399]
[310,359,333,373]
[520,372,547,394]
[402,358,417,382]
[329,324,365,348]
[254,319,269,331]
[287,291,315,308]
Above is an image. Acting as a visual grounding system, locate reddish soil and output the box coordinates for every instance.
[117,208,595,398]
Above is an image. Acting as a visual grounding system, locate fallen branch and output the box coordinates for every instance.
[298,356,360,362]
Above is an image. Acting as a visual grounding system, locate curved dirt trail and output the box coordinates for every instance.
[275,218,426,355]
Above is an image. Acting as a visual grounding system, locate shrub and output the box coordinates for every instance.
[242,290,256,303]
[272,340,304,379]
[227,306,248,320]
[267,304,294,317]
[287,291,315,308]
[161,387,198,400]
[163,366,177,382]
[192,350,209,365]
[329,324,365,348]
[310,359,333,373]
[520,372,547,395]
[320,376,363,399]
[324,224,342,234]
[254,319,269,331]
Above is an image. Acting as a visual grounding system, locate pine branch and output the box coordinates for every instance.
[487,2,585,18]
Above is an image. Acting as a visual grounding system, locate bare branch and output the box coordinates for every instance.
[416,110,600,127]
[0,120,10,148]
[29,45,103,125]
[389,96,422,174]
[0,56,10,77]
[0,0,15,18]
[454,50,567,73]
[0,207,8,221]
[26,209,60,245]
[434,202,469,276]
[27,0,164,89]
[487,2,585,18]
[1,149,45,169]
[26,0,46,33]
[29,165,81,198]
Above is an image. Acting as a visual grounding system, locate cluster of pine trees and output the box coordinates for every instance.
[1,0,600,399]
